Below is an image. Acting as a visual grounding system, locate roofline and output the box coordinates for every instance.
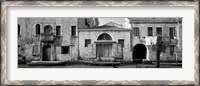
[103,21,122,27]
[78,29,131,31]
[128,17,182,24]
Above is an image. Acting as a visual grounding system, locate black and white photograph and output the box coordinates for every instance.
[2,0,198,85]
[18,17,182,68]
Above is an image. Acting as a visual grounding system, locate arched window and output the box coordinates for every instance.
[44,25,53,34]
[97,33,112,40]
[36,24,40,35]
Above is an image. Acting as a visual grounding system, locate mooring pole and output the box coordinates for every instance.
[156,36,162,68]
[156,45,160,68]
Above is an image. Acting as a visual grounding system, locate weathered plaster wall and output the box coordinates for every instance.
[131,23,178,37]
[18,18,78,62]
[130,20,182,62]
[55,18,78,61]
[78,29,132,61]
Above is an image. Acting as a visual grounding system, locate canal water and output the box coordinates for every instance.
[18,64,181,68]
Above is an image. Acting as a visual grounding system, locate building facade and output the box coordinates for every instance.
[78,22,131,61]
[18,17,182,63]
[129,18,182,62]
[18,18,78,62]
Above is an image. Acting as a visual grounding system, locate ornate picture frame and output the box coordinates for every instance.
[1,0,199,85]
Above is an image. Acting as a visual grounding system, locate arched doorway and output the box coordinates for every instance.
[96,33,113,58]
[132,44,147,63]
[42,45,51,61]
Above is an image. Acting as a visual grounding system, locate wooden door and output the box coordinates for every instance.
[96,44,112,58]
[42,45,51,61]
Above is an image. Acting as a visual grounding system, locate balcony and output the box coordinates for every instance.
[41,33,54,43]
[170,39,178,45]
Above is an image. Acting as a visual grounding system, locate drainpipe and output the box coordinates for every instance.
[130,23,133,62]
[78,26,80,60]
[156,36,163,68]
[40,37,42,61]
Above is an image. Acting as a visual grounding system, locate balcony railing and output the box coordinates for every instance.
[41,33,54,42]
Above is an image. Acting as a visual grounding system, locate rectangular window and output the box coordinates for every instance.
[85,39,91,47]
[56,26,61,36]
[156,27,162,36]
[148,27,153,36]
[18,24,20,36]
[170,45,175,55]
[71,26,76,36]
[61,46,70,54]
[169,27,175,39]
[118,39,124,47]
[133,27,139,36]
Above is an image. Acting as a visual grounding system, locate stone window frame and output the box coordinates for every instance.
[156,27,162,36]
[169,27,176,39]
[35,24,41,36]
[71,25,77,37]
[56,25,62,36]
[147,27,153,36]
[61,46,70,54]
[85,39,91,47]
[118,39,125,48]
[133,27,139,36]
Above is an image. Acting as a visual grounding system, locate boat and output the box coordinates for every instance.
[27,61,68,66]
[79,60,121,66]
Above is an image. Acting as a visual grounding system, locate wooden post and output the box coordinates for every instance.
[156,45,160,68]
[156,36,162,68]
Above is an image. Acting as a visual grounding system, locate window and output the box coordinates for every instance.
[85,39,91,47]
[32,45,38,55]
[170,45,175,55]
[44,25,53,34]
[97,33,112,40]
[169,27,175,39]
[56,26,61,36]
[148,27,153,36]
[118,39,124,47]
[18,24,20,36]
[133,27,139,36]
[61,46,70,54]
[156,27,162,36]
[36,24,40,35]
[71,26,76,36]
